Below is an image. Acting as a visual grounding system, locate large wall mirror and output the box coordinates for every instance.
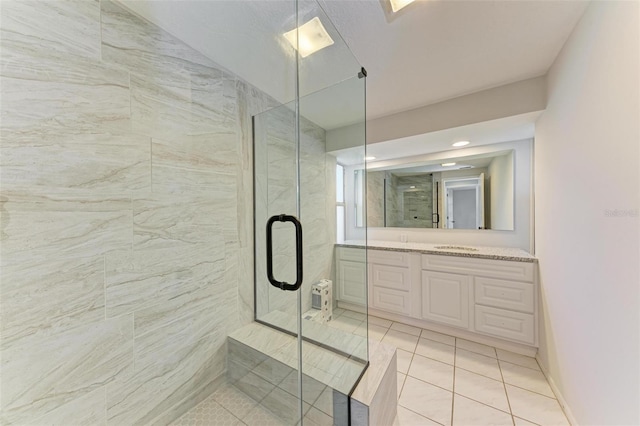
[357,149,514,230]
[328,112,536,244]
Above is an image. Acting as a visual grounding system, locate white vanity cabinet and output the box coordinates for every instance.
[335,244,539,349]
[422,254,537,345]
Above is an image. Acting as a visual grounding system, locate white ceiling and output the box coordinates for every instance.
[121,0,587,128]
[119,0,362,116]
[319,0,588,120]
[389,155,498,176]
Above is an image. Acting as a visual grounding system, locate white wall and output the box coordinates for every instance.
[327,122,366,152]
[366,76,546,144]
[488,151,514,230]
[349,139,532,251]
[534,2,639,424]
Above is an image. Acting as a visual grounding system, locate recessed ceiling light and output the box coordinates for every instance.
[441,162,456,167]
[284,17,334,58]
[410,185,416,189]
[390,0,415,13]
[365,156,376,161]
[452,141,470,147]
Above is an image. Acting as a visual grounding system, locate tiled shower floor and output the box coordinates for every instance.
[173,309,570,426]
[171,382,310,426]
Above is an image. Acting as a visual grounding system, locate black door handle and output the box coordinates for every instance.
[432,212,439,224]
[266,214,303,291]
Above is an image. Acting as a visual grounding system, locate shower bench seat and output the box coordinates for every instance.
[227,322,397,425]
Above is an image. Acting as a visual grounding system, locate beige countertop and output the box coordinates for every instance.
[337,240,537,263]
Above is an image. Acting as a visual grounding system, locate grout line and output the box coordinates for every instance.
[450,338,457,426]
[503,383,559,400]
[398,405,446,426]
[455,342,498,359]
[397,372,407,401]
[217,401,244,425]
[405,349,416,380]
[513,415,542,426]
[418,335,455,348]
[499,357,544,372]
[453,393,514,417]
[454,365,504,383]
[379,325,391,341]
[410,351,452,368]
[403,372,453,394]
[411,342,456,366]
[306,384,327,409]
[497,348,516,426]
[456,346,498,362]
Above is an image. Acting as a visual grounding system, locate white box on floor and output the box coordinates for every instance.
[312,279,332,323]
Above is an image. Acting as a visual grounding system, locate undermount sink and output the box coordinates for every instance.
[433,245,479,252]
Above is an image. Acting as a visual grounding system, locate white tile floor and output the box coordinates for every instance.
[364,313,571,426]
[173,309,570,425]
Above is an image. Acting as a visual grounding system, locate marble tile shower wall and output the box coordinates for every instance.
[385,172,400,227]
[396,174,433,228]
[0,1,276,424]
[367,170,385,228]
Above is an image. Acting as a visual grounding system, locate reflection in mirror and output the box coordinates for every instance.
[357,150,515,230]
[442,175,485,229]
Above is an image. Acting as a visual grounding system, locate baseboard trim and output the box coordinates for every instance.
[535,356,578,426]
[336,300,367,314]
[368,307,538,357]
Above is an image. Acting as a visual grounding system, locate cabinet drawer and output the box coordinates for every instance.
[474,305,535,344]
[368,249,410,267]
[372,287,411,315]
[337,247,366,263]
[422,255,535,283]
[475,277,534,313]
[371,263,411,291]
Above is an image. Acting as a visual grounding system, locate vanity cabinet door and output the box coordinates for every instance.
[421,271,469,328]
[337,260,366,306]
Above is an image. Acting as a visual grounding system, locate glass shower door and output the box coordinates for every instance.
[253,101,307,425]
[253,1,368,424]
[253,76,368,423]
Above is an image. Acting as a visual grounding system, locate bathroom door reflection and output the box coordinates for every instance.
[443,174,486,229]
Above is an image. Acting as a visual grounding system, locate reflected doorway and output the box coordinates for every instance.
[443,174,485,229]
